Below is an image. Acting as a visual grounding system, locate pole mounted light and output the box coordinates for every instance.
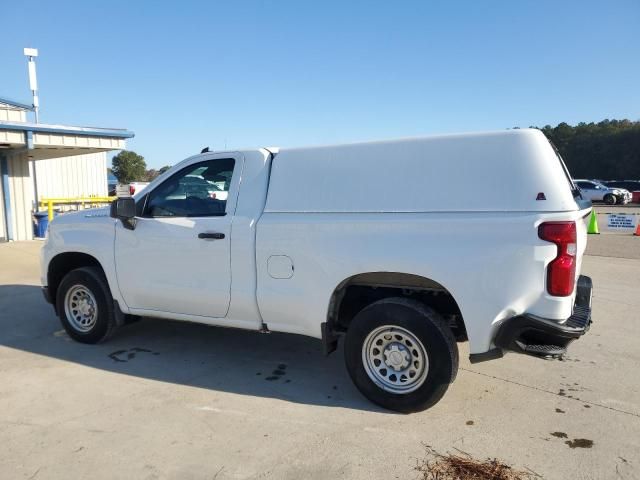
[23,47,39,123]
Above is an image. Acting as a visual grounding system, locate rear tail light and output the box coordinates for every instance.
[538,221,577,296]
[129,185,135,196]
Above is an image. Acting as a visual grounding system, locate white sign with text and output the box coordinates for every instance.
[607,214,637,230]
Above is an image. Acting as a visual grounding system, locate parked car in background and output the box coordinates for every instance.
[107,173,118,196]
[181,175,228,200]
[574,179,631,205]
[128,182,150,196]
[602,180,640,192]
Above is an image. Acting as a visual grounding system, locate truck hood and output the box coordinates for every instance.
[50,207,113,228]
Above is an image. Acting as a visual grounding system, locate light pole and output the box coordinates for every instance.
[23,48,39,123]
[23,48,40,213]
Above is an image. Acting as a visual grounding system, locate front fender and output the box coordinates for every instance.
[41,215,129,313]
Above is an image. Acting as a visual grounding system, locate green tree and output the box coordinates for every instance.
[534,119,640,179]
[142,169,159,182]
[112,151,147,184]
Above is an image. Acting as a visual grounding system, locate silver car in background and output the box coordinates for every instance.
[574,179,631,205]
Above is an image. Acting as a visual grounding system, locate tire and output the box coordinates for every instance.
[344,297,458,413]
[604,194,616,205]
[56,267,118,344]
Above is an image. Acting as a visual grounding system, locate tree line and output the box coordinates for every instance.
[538,119,640,180]
[112,118,640,184]
[111,151,170,184]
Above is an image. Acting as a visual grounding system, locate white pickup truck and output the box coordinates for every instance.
[40,129,593,412]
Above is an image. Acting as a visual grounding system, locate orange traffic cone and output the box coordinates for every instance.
[634,219,640,236]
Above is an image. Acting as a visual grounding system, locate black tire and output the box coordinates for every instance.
[604,194,616,205]
[344,297,458,413]
[56,267,118,344]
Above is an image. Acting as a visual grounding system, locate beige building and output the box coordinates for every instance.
[0,97,133,241]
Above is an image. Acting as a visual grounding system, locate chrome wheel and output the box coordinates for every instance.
[64,285,98,332]
[362,325,429,394]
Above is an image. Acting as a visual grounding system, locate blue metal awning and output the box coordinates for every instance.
[0,120,134,139]
[0,97,35,111]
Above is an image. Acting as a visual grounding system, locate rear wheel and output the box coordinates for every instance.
[604,194,616,205]
[56,267,117,343]
[344,297,458,412]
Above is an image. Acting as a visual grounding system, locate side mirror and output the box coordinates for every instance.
[110,197,137,230]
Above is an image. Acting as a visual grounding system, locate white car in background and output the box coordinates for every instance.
[177,175,228,201]
[574,179,631,205]
[128,182,150,196]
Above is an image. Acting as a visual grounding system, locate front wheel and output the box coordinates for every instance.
[604,194,616,205]
[344,297,458,413]
[56,267,118,343]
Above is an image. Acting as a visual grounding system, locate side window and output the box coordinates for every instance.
[577,181,592,189]
[144,158,235,217]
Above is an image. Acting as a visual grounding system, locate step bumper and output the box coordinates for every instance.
[493,275,593,359]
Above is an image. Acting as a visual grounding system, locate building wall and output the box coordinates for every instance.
[35,152,108,199]
[0,105,27,122]
[2,152,108,241]
[6,152,34,241]
[0,157,7,242]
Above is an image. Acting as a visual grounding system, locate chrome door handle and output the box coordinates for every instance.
[198,232,225,240]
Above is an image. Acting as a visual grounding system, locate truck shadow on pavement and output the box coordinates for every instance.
[0,284,386,413]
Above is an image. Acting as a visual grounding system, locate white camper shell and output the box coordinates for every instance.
[266,130,579,213]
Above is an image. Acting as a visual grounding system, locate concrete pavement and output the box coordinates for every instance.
[0,239,639,479]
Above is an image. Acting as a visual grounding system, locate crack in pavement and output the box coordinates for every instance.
[461,367,640,418]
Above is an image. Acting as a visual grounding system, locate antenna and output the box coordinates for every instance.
[23,48,39,123]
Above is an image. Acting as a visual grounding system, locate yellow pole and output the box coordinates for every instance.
[48,200,53,222]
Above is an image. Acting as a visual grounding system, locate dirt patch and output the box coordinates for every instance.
[565,439,594,449]
[415,445,537,480]
[108,347,159,363]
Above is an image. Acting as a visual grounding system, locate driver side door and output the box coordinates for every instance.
[114,154,242,318]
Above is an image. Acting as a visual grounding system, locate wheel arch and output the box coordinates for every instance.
[47,252,106,304]
[323,272,466,355]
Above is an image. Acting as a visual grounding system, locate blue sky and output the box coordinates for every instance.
[2,0,638,168]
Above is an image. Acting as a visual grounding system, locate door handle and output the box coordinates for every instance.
[198,232,225,240]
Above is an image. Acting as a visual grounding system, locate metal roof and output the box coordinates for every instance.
[0,120,134,138]
[0,96,34,111]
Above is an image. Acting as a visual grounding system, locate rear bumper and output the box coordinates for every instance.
[470,275,593,363]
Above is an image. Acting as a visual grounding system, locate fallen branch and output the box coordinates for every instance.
[415,444,537,480]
